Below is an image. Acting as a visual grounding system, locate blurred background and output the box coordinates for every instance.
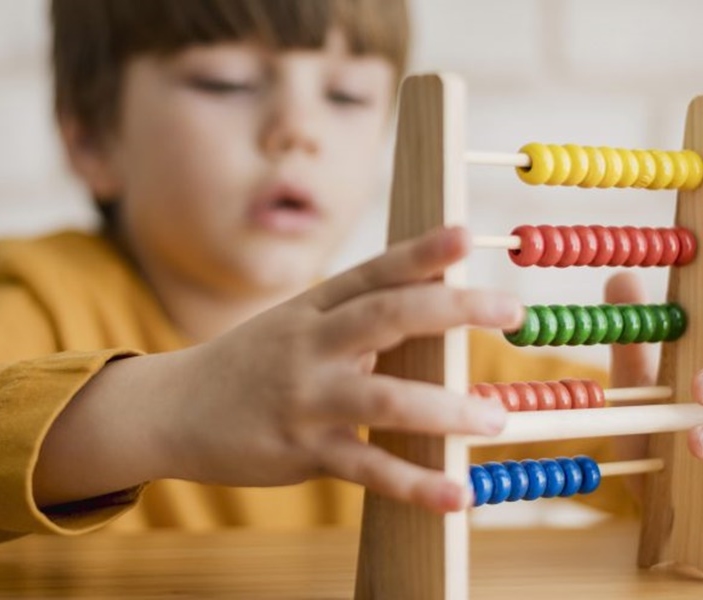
[1,0,701,527]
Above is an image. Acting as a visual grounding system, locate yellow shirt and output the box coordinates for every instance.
[0,231,635,540]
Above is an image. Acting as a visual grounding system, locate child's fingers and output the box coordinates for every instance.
[316,373,506,436]
[321,436,471,513]
[606,272,656,388]
[317,284,523,354]
[307,226,470,311]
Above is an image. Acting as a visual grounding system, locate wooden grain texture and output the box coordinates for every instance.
[0,523,702,599]
[639,96,703,572]
[354,73,468,599]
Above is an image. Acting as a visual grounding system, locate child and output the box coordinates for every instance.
[0,0,672,539]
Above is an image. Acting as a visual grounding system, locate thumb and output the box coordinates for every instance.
[605,272,656,389]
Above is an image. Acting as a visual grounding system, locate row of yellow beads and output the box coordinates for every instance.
[517,143,703,190]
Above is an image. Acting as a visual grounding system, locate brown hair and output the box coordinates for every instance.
[51,0,410,138]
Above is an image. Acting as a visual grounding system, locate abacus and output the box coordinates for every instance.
[354,73,703,599]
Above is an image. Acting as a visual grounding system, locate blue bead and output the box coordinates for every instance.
[556,457,583,497]
[574,456,601,494]
[485,462,512,504]
[469,466,493,507]
[521,459,547,501]
[539,459,566,498]
[504,460,530,502]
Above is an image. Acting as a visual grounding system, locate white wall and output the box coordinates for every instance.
[2,0,703,370]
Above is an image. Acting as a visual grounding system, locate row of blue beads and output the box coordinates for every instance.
[469,456,601,507]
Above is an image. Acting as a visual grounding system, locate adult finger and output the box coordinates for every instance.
[306,226,471,311]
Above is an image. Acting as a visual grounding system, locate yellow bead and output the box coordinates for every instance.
[596,146,624,188]
[648,150,675,190]
[665,151,689,189]
[681,150,703,190]
[562,144,589,185]
[614,149,639,187]
[632,150,656,188]
[579,146,606,188]
[517,143,554,185]
[546,144,571,185]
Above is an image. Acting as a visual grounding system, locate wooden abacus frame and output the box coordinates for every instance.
[354,73,703,599]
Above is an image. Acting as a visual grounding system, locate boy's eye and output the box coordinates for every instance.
[327,89,369,107]
[189,77,260,95]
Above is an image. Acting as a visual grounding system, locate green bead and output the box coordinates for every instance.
[532,305,559,346]
[505,306,541,346]
[665,303,687,341]
[584,306,608,345]
[598,304,624,344]
[548,304,576,346]
[633,305,657,343]
[617,305,641,344]
[647,304,670,343]
[566,305,592,346]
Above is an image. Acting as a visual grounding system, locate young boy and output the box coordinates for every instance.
[0,0,677,539]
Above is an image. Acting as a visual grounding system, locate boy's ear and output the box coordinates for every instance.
[58,115,122,201]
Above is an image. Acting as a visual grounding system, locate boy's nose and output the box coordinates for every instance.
[260,105,320,158]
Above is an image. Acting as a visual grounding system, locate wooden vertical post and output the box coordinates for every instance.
[354,74,468,599]
[639,97,703,573]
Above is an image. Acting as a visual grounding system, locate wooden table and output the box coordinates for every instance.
[0,521,701,598]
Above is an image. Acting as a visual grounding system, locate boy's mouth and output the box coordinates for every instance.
[248,182,321,235]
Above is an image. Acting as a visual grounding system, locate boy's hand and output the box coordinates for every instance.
[169,226,523,514]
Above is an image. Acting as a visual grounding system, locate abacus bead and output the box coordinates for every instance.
[470,466,493,507]
[581,147,607,188]
[546,144,572,185]
[536,226,565,267]
[561,379,590,409]
[470,383,500,401]
[681,150,703,190]
[583,380,606,408]
[546,380,572,409]
[539,459,566,498]
[597,146,624,188]
[504,307,540,346]
[547,304,575,345]
[562,144,589,185]
[510,225,544,267]
[674,227,697,265]
[566,305,593,346]
[494,383,522,412]
[521,459,548,500]
[649,150,675,190]
[530,381,557,410]
[556,457,584,497]
[573,225,599,266]
[666,150,689,189]
[647,304,670,343]
[657,228,680,266]
[574,456,601,494]
[640,227,665,267]
[615,149,640,187]
[598,304,625,344]
[665,303,687,341]
[633,305,657,343]
[607,227,631,267]
[485,462,513,504]
[512,382,540,411]
[584,306,609,345]
[504,460,530,501]
[633,150,657,188]
[618,305,641,344]
[556,226,581,267]
[518,143,554,185]
[622,226,648,267]
[590,225,616,266]
[531,305,558,346]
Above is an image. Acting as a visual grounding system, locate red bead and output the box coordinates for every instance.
[590,225,615,266]
[640,227,664,267]
[536,225,565,267]
[561,379,590,409]
[529,381,557,410]
[582,380,606,408]
[657,228,680,266]
[607,226,631,266]
[494,383,521,412]
[512,382,540,411]
[555,226,581,267]
[572,225,598,266]
[546,381,572,409]
[675,227,697,265]
[510,225,544,267]
[622,226,648,266]
[470,383,499,400]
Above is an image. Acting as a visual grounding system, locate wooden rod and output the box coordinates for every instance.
[605,386,672,403]
[599,458,664,478]
[460,403,703,448]
[473,235,521,250]
[463,151,531,168]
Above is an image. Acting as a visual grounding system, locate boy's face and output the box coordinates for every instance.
[93,30,394,295]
